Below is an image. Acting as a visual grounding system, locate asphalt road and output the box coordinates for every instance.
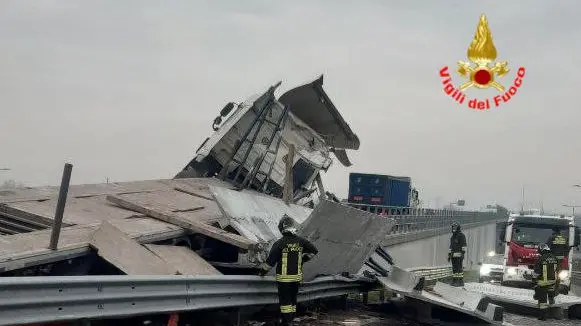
[504,313,580,326]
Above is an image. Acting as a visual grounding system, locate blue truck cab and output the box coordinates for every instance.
[348,172,411,207]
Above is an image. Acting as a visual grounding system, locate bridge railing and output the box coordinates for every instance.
[347,203,501,235]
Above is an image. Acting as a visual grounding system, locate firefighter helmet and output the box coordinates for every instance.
[278,214,297,235]
[538,243,551,254]
[451,222,461,233]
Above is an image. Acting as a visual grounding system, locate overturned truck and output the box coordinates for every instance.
[176,75,359,206]
[0,76,396,280]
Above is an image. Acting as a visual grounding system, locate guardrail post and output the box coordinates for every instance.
[48,163,73,250]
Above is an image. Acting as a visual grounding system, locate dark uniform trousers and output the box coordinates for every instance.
[534,254,559,320]
[449,231,467,286]
[451,255,464,285]
[277,282,299,321]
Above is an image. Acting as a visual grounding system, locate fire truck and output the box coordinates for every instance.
[497,212,580,294]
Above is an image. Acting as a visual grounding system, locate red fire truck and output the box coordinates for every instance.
[498,212,580,294]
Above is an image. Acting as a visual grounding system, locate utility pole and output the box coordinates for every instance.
[520,186,525,213]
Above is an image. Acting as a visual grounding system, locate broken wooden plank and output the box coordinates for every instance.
[90,221,178,275]
[106,195,256,250]
[114,190,207,213]
[7,196,143,226]
[0,218,187,273]
[174,185,214,201]
[144,244,221,275]
[0,179,173,204]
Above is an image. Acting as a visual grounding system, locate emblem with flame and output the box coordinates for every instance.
[457,14,509,92]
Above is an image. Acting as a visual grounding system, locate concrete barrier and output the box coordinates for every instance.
[377,268,503,324]
[464,282,581,318]
[433,282,504,322]
[377,265,422,294]
[433,282,484,311]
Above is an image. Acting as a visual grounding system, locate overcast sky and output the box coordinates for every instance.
[1,1,580,212]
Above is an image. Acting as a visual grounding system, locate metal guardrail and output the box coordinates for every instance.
[347,203,493,217]
[407,266,453,281]
[347,203,502,236]
[0,274,367,326]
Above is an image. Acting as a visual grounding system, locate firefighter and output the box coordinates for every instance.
[532,243,560,320]
[448,222,467,287]
[548,227,568,264]
[258,214,318,326]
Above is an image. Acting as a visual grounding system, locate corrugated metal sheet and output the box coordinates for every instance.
[298,200,394,281]
[208,185,312,244]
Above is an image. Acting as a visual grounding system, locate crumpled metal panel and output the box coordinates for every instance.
[298,200,394,281]
[278,75,360,151]
[208,185,312,244]
[330,148,352,167]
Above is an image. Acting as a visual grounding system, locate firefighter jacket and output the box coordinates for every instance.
[548,233,568,258]
[449,231,467,258]
[265,233,318,283]
[534,252,560,286]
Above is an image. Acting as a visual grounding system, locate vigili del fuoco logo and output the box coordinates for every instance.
[439,14,525,110]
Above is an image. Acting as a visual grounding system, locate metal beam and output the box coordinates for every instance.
[48,163,73,250]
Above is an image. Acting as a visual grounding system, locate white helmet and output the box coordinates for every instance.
[278,214,297,235]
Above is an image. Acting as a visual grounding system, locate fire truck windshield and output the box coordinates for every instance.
[512,224,568,247]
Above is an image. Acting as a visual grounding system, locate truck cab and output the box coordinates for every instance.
[175,76,360,206]
[499,213,580,294]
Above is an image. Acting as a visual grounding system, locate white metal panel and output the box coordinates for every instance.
[208,185,312,244]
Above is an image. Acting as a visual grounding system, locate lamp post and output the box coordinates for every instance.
[562,204,581,216]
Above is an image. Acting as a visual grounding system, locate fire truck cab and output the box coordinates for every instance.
[499,213,580,294]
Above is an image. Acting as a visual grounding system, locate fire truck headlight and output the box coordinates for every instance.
[507,267,517,275]
[559,270,569,280]
[480,264,491,276]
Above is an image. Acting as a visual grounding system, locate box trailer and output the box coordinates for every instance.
[348,173,411,207]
